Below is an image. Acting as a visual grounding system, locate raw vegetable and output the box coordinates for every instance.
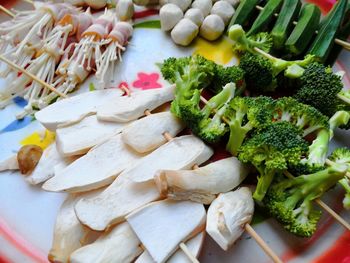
[247,0,284,36]
[227,0,260,29]
[271,0,301,50]
[285,4,321,56]
[17,145,43,175]
[264,163,347,237]
[308,0,347,63]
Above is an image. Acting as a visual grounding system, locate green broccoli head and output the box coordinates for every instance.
[190,83,236,143]
[239,53,276,93]
[294,62,344,117]
[160,55,217,118]
[228,24,272,53]
[224,96,274,156]
[264,164,347,237]
[238,121,309,201]
[210,65,245,94]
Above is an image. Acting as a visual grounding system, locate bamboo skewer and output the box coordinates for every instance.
[0,54,67,98]
[255,5,350,51]
[0,5,15,17]
[142,99,283,263]
[284,171,350,232]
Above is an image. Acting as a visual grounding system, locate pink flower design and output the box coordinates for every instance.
[132,73,162,90]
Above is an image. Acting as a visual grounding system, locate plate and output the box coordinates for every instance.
[0,1,350,262]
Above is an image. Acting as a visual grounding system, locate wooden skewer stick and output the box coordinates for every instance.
[0,54,67,98]
[284,170,350,232]
[143,102,283,263]
[0,5,15,17]
[255,5,350,51]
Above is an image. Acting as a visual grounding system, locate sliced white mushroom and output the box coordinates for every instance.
[0,155,19,172]
[184,8,204,27]
[191,0,212,16]
[56,115,128,157]
[116,0,135,21]
[42,134,144,193]
[35,89,123,131]
[171,18,199,46]
[97,86,175,123]
[160,0,192,11]
[160,4,184,31]
[206,187,254,251]
[75,175,160,231]
[121,111,185,153]
[135,232,205,263]
[26,143,73,185]
[48,190,102,263]
[70,222,142,263]
[200,14,225,41]
[127,200,206,263]
[125,135,213,183]
[210,1,235,25]
[154,157,249,204]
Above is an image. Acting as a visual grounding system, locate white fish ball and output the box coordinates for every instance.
[160,0,192,11]
[223,0,240,7]
[133,0,159,5]
[160,4,184,31]
[171,18,199,46]
[184,8,204,26]
[192,0,212,16]
[210,1,235,25]
[200,14,225,41]
[116,0,134,21]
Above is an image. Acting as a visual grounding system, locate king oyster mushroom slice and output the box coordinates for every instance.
[35,89,124,131]
[126,200,206,263]
[121,111,185,153]
[206,187,254,251]
[26,143,74,185]
[97,85,175,123]
[70,222,142,263]
[135,232,205,263]
[42,134,145,193]
[56,115,128,157]
[154,157,249,204]
[75,136,212,231]
[127,135,213,183]
[49,190,103,263]
[75,175,160,231]
[0,155,19,172]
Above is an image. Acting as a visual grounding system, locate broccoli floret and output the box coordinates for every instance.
[264,164,348,237]
[238,121,309,201]
[210,65,245,94]
[159,55,217,118]
[239,53,276,93]
[195,83,236,143]
[239,50,314,94]
[272,97,330,171]
[294,63,348,117]
[228,24,273,53]
[328,147,350,209]
[224,96,274,156]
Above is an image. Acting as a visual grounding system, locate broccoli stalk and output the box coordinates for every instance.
[228,24,273,53]
[328,147,350,209]
[329,111,350,138]
[224,96,274,156]
[238,121,309,201]
[264,163,348,237]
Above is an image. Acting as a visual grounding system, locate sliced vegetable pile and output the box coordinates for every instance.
[160,0,350,238]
